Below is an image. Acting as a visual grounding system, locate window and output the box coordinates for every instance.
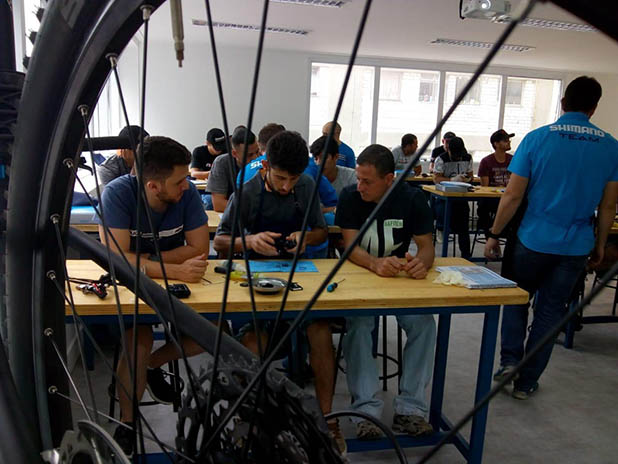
[379,70,402,101]
[506,79,524,105]
[309,63,374,156]
[444,73,502,161]
[504,77,562,152]
[455,76,482,105]
[376,68,440,152]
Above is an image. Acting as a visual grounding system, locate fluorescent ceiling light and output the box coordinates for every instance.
[270,0,346,6]
[192,20,309,36]
[430,38,535,53]
[520,18,596,32]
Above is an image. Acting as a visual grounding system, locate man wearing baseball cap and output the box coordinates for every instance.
[429,131,456,173]
[190,127,228,180]
[477,129,515,234]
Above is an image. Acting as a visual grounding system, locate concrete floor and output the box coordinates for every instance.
[68,240,618,463]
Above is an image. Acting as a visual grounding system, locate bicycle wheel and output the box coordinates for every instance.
[6,1,341,462]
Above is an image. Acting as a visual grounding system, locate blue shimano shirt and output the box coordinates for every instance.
[236,155,338,207]
[509,112,618,255]
[338,141,356,168]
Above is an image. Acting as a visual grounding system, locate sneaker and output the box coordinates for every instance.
[512,382,539,400]
[436,230,444,243]
[355,420,383,440]
[392,414,433,437]
[493,365,519,384]
[113,423,134,458]
[146,367,176,404]
[327,419,347,456]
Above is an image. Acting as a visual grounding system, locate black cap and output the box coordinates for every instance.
[443,131,456,140]
[448,136,467,157]
[490,129,515,146]
[206,128,228,153]
[118,125,149,145]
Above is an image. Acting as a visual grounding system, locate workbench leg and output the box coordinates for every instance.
[442,198,451,258]
[429,313,451,431]
[468,309,499,464]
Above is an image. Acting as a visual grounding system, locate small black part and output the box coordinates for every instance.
[168,283,191,299]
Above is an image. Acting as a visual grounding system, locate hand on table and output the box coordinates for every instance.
[371,256,403,277]
[403,252,428,279]
[286,231,306,255]
[176,254,208,282]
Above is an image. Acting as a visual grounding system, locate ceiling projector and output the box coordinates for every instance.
[461,0,512,20]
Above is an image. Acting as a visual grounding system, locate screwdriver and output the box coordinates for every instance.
[327,278,345,292]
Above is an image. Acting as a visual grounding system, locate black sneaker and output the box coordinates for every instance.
[146,367,176,404]
[113,423,134,458]
[512,382,539,400]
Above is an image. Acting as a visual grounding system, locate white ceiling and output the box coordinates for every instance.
[147,0,618,74]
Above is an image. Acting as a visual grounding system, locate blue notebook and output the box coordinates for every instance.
[248,261,318,273]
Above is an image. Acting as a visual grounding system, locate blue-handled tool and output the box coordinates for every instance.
[327,278,345,292]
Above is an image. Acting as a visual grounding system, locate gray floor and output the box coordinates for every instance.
[68,239,618,463]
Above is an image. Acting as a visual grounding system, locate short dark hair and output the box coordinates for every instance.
[357,144,394,177]
[258,123,286,150]
[266,131,309,176]
[140,136,191,181]
[401,133,417,148]
[562,76,602,113]
[231,126,256,148]
[310,135,339,160]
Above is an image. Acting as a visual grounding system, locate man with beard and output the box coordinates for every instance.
[99,136,209,455]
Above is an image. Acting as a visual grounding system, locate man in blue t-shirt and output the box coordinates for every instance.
[322,121,356,168]
[485,76,618,400]
[99,136,209,454]
[336,144,436,440]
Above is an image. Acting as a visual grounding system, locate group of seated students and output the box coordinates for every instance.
[95,121,442,457]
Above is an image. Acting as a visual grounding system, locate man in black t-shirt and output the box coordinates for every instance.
[190,127,228,180]
[335,144,437,440]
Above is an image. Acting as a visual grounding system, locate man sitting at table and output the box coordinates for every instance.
[336,144,436,440]
[310,135,357,196]
[207,126,260,212]
[97,125,149,188]
[190,127,228,180]
[99,136,209,455]
[391,133,422,175]
[213,131,346,453]
[322,121,356,168]
[432,136,474,258]
[477,129,514,236]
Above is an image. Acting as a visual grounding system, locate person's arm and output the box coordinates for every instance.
[322,206,336,213]
[484,173,529,259]
[211,193,228,212]
[432,157,449,183]
[158,224,209,263]
[402,233,434,279]
[341,228,403,277]
[589,181,618,267]
[98,226,208,282]
[480,176,490,187]
[433,173,450,183]
[190,168,209,180]
[414,165,422,176]
[287,227,328,255]
[214,231,282,256]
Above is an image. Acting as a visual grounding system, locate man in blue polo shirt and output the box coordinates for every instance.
[322,121,356,168]
[99,136,209,455]
[485,76,618,400]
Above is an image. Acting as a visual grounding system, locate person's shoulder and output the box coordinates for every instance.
[479,153,494,164]
[211,153,229,168]
[339,182,359,200]
[106,174,134,191]
[438,151,449,162]
[339,141,354,154]
[192,145,207,156]
[463,152,473,162]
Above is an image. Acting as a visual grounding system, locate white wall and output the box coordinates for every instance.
[116,42,618,151]
[119,42,310,151]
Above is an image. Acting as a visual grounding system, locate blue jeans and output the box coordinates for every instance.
[343,314,436,420]
[201,193,213,210]
[500,239,587,390]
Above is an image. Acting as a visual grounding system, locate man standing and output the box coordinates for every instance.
[429,131,456,173]
[477,129,514,234]
[391,133,422,174]
[336,144,436,440]
[322,121,356,168]
[486,76,618,399]
[97,125,149,187]
[214,131,345,453]
[207,126,260,212]
[99,136,210,455]
[432,136,474,258]
[190,127,228,180]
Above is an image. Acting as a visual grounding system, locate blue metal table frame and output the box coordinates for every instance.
[71,303,500,464]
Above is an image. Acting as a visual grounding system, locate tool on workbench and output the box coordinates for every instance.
[214,261,260,281]
[327,278,345,292]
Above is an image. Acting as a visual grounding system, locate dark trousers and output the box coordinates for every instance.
[434,199,471,259]
[476,198,499,233]
[500,239,588,390]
